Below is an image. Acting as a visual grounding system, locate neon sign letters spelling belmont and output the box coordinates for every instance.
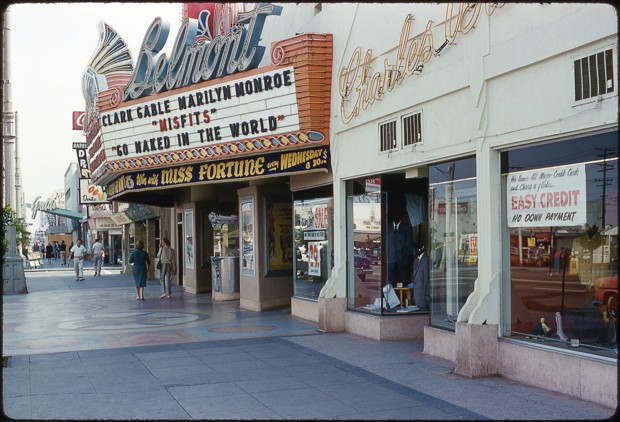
[123,3,283,101]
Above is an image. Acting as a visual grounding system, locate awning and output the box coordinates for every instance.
[109,204,159,225]
[45,208,83,221]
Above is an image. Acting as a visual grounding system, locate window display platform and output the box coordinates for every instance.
[344,310,429,341]
[514,334,617,360]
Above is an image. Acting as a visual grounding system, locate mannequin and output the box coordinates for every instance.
[412,245,430,310]
[555,312,568,341]
[571,224,606,288]
[387,215,413,287]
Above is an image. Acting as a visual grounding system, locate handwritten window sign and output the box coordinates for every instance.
[507,164,586,228]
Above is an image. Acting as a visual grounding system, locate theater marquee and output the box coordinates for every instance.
[83,3,333,195]
[107,146,329,199]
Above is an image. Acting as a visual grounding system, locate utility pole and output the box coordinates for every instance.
[2,8,27,294]
[15,111,24,220]
[594,147,615,229]
[3,8,16,210]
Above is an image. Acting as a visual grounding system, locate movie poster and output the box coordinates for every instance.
[241,199,255,275]
[267,201,293,271]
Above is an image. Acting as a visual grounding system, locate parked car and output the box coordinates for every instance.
[361,250,380,265]
[354,253,373,281]
[594,274,618,312]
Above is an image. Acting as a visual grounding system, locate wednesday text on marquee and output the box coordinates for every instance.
[107,147,329,198]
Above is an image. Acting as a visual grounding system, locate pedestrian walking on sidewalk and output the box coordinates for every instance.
[129,240,150,300]
[60,240,67,265]
[91,238,104,276]
[70,239,88,281]
[45,242,53,265]
[67,241,74,267]
[157,238,176,299]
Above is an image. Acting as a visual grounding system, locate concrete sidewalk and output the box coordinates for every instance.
[2,269,616,420]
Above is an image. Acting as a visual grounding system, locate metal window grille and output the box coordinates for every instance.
[379,120,397,152]
[402,112,422,146]
[574,49,614,101]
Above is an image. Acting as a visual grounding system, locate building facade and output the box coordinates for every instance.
[82,3,617,407]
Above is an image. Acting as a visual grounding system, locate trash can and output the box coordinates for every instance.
[211,256,239,294]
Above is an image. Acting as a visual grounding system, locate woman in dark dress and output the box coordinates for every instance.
[129,240,150,300]
[45,242,54,265]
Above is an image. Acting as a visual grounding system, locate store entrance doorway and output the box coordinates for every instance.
[111,234,122,265]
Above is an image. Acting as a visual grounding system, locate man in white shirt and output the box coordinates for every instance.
[71,239,88,281]
[91,238,104,276]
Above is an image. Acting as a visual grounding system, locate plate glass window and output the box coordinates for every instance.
[428,157,478,330]
[502,131,618,358]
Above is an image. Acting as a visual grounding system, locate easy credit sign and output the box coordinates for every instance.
[507,164,586,228]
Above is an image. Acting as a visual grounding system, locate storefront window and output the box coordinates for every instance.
[347,179,383,313]
[429,157,478,329]
[293,196,333,300]
[502,132,618,358]
[347,176,430,315]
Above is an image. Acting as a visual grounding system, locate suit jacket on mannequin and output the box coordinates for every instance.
[412,250,430,310]
[386,217,413,286]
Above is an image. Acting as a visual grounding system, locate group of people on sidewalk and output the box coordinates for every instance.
[35,236,176,301]
[129,238,176,301]
[36,240,68,265]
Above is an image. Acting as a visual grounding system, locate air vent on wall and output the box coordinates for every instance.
[402,111,422,147]
[574,48,614,102]
[379,120,397,152]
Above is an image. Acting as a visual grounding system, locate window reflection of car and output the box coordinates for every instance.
[363,252,379,265]
[594,274,618,312]
[354,253,373,281]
